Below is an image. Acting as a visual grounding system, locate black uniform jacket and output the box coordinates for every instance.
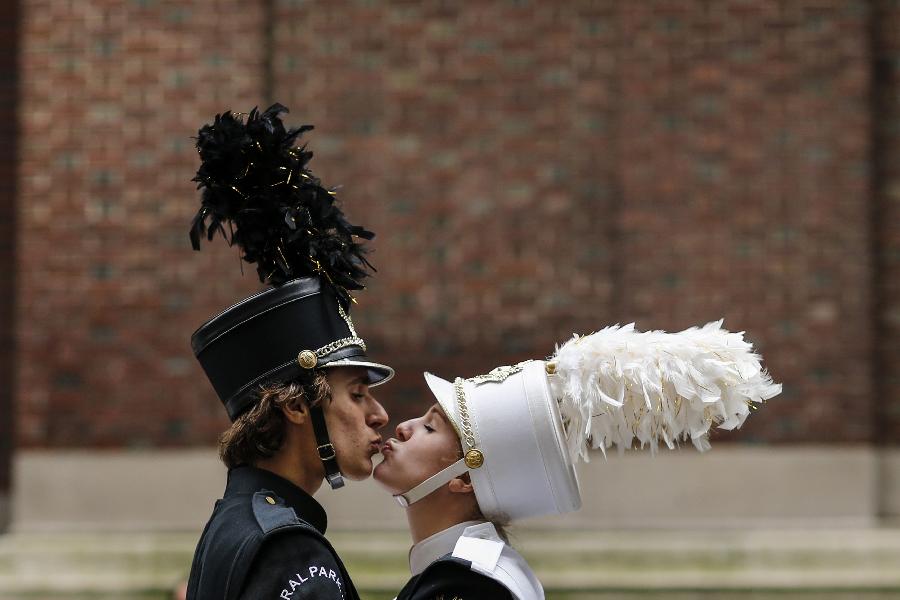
[396,556,515,600]
[186,466,359,600]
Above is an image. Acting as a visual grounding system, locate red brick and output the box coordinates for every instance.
[9,0,891,449]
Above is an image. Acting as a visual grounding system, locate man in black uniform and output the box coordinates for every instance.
[183,105,394,600]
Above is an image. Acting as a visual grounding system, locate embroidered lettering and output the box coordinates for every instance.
[281,566,341,598]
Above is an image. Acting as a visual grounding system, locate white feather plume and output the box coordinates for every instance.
[548,319,782,463]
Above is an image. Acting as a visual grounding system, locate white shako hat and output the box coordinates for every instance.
[394,320,783,521]
[424,360,580,521]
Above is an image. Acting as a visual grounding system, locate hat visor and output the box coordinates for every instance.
[423,372,464,442]
[322,359,394,386]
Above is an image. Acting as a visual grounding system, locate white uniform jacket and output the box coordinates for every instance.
[407,520,544,600]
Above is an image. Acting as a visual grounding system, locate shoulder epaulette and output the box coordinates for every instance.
[252,490,304,534]
[451,531,504,574]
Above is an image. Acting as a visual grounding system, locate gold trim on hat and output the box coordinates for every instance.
[468,362,525,386]
[308,301,367,360]
[297,350,318,369]
[337,301,360,338]
[464,449,484,469]
[453,378,482,468]
[314,336,366,358]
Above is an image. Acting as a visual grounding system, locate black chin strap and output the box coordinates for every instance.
[310,404,344,489]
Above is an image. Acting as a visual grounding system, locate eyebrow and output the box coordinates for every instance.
[348,375,369,386]
[426,404,449,424]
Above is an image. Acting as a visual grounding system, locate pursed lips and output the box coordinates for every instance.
[379,439,397,456]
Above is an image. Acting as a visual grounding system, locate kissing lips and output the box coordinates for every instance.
[368,439,383,456]
[379,439,395,457]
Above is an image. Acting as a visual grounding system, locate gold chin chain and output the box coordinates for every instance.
[453,378,484,469]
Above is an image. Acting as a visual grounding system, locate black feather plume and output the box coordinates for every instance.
[190,104,375,305]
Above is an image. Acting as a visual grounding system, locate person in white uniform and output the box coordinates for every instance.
[375,320,782,600]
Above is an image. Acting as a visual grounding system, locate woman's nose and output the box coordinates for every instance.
[395,420,413,441]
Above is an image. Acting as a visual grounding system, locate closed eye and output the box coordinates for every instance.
[424,424,435,433]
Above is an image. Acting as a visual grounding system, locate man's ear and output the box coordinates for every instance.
[447,476,475,495]
[282,401,308,426]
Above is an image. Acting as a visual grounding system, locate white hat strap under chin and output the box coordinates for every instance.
[393,458,470,508]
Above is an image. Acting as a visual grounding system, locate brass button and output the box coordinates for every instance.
[265,496,276,505]
[464,449,484,469]
[545,362,557,375]
[297,350,317,369]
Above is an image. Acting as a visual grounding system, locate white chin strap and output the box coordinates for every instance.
[393,458,470,508]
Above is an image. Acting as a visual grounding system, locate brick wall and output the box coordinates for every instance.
[0,0,19,519]
[15,0,883,447]
[17,0,266,447]
[271,0,874,443]
[874,0,900,443]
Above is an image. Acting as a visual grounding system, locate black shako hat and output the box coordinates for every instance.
[191,277,393,421]
[188,103,393,425]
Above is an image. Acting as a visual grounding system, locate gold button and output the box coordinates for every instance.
[545,362,557,375]
[464,449,484,469]
[265,496,276,505]
[297,350,317,369]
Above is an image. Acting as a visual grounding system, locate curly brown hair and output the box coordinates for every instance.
[218,372,331,469]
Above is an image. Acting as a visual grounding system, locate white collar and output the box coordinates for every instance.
[408,520,486,575]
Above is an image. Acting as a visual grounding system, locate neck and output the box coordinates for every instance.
[255,423,324,496]
[255,456,323,496]
[405,492,483,545]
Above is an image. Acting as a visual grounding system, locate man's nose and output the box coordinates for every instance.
[367,397,389,429]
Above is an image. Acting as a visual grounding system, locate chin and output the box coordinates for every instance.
[340,457,374,482]
[372,462,399,493]
[372,461,388,483]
